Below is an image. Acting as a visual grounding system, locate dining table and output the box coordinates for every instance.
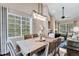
[16,37,61,56]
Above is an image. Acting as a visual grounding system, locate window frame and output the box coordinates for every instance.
[8,12,32,38]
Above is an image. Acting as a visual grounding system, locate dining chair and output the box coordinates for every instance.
[44,37,61,56]
[24,35,33,39]
[7,42,22,56]
[32,34,38,38]
[8,36,24,52]
[33,38,61,56]
[53,38,61,56]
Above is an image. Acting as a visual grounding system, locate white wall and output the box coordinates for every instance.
[0,3,38,15]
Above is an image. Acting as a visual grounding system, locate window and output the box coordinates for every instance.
[59,23,74,33]
[22,17,30,35]
[15,16,21,36]
[8,14,21,37]
[59,24,66,33]
[8,13,31,37]
[8,14,15,37]
[67,24,74,33]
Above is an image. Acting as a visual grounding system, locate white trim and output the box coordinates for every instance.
[0,6,2,54]
[1,7,8,54]
[20,16,22,36]
[8,12,21,17]
[8,36,24,39]
[5,7,10,54]
[30,17,32,34]
[1,6,2,54]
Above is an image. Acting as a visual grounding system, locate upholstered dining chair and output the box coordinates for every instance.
[7,36,24,56]
[7,42,22,56]
[8,36,24,52]
[35,37,61,56]
[53,38,61,56]
[44,37,61,56]
[24,35,33,39]
[32,34,38,38]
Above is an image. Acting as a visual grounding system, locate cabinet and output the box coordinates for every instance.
[67,38,79,56]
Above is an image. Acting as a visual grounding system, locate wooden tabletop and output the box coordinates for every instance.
[16,38,46,56]
[16,37,60,56]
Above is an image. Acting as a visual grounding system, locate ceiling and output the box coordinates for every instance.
[47,3,79,21]
[1,3,79,21]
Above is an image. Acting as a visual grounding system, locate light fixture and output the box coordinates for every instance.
[33,10,46,21]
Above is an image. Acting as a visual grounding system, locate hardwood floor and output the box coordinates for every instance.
[57,48,67,56]
[0,48,67,56]
[67,48,79,56]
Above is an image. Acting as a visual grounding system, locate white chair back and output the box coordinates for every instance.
[44,42,49,56]
[7,36,24,56]
[8,36,24,50]
[7,42,17,56]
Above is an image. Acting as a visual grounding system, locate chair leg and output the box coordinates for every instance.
[53,48,60,56]
[53,49,56,56]
[57,48,60,56]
